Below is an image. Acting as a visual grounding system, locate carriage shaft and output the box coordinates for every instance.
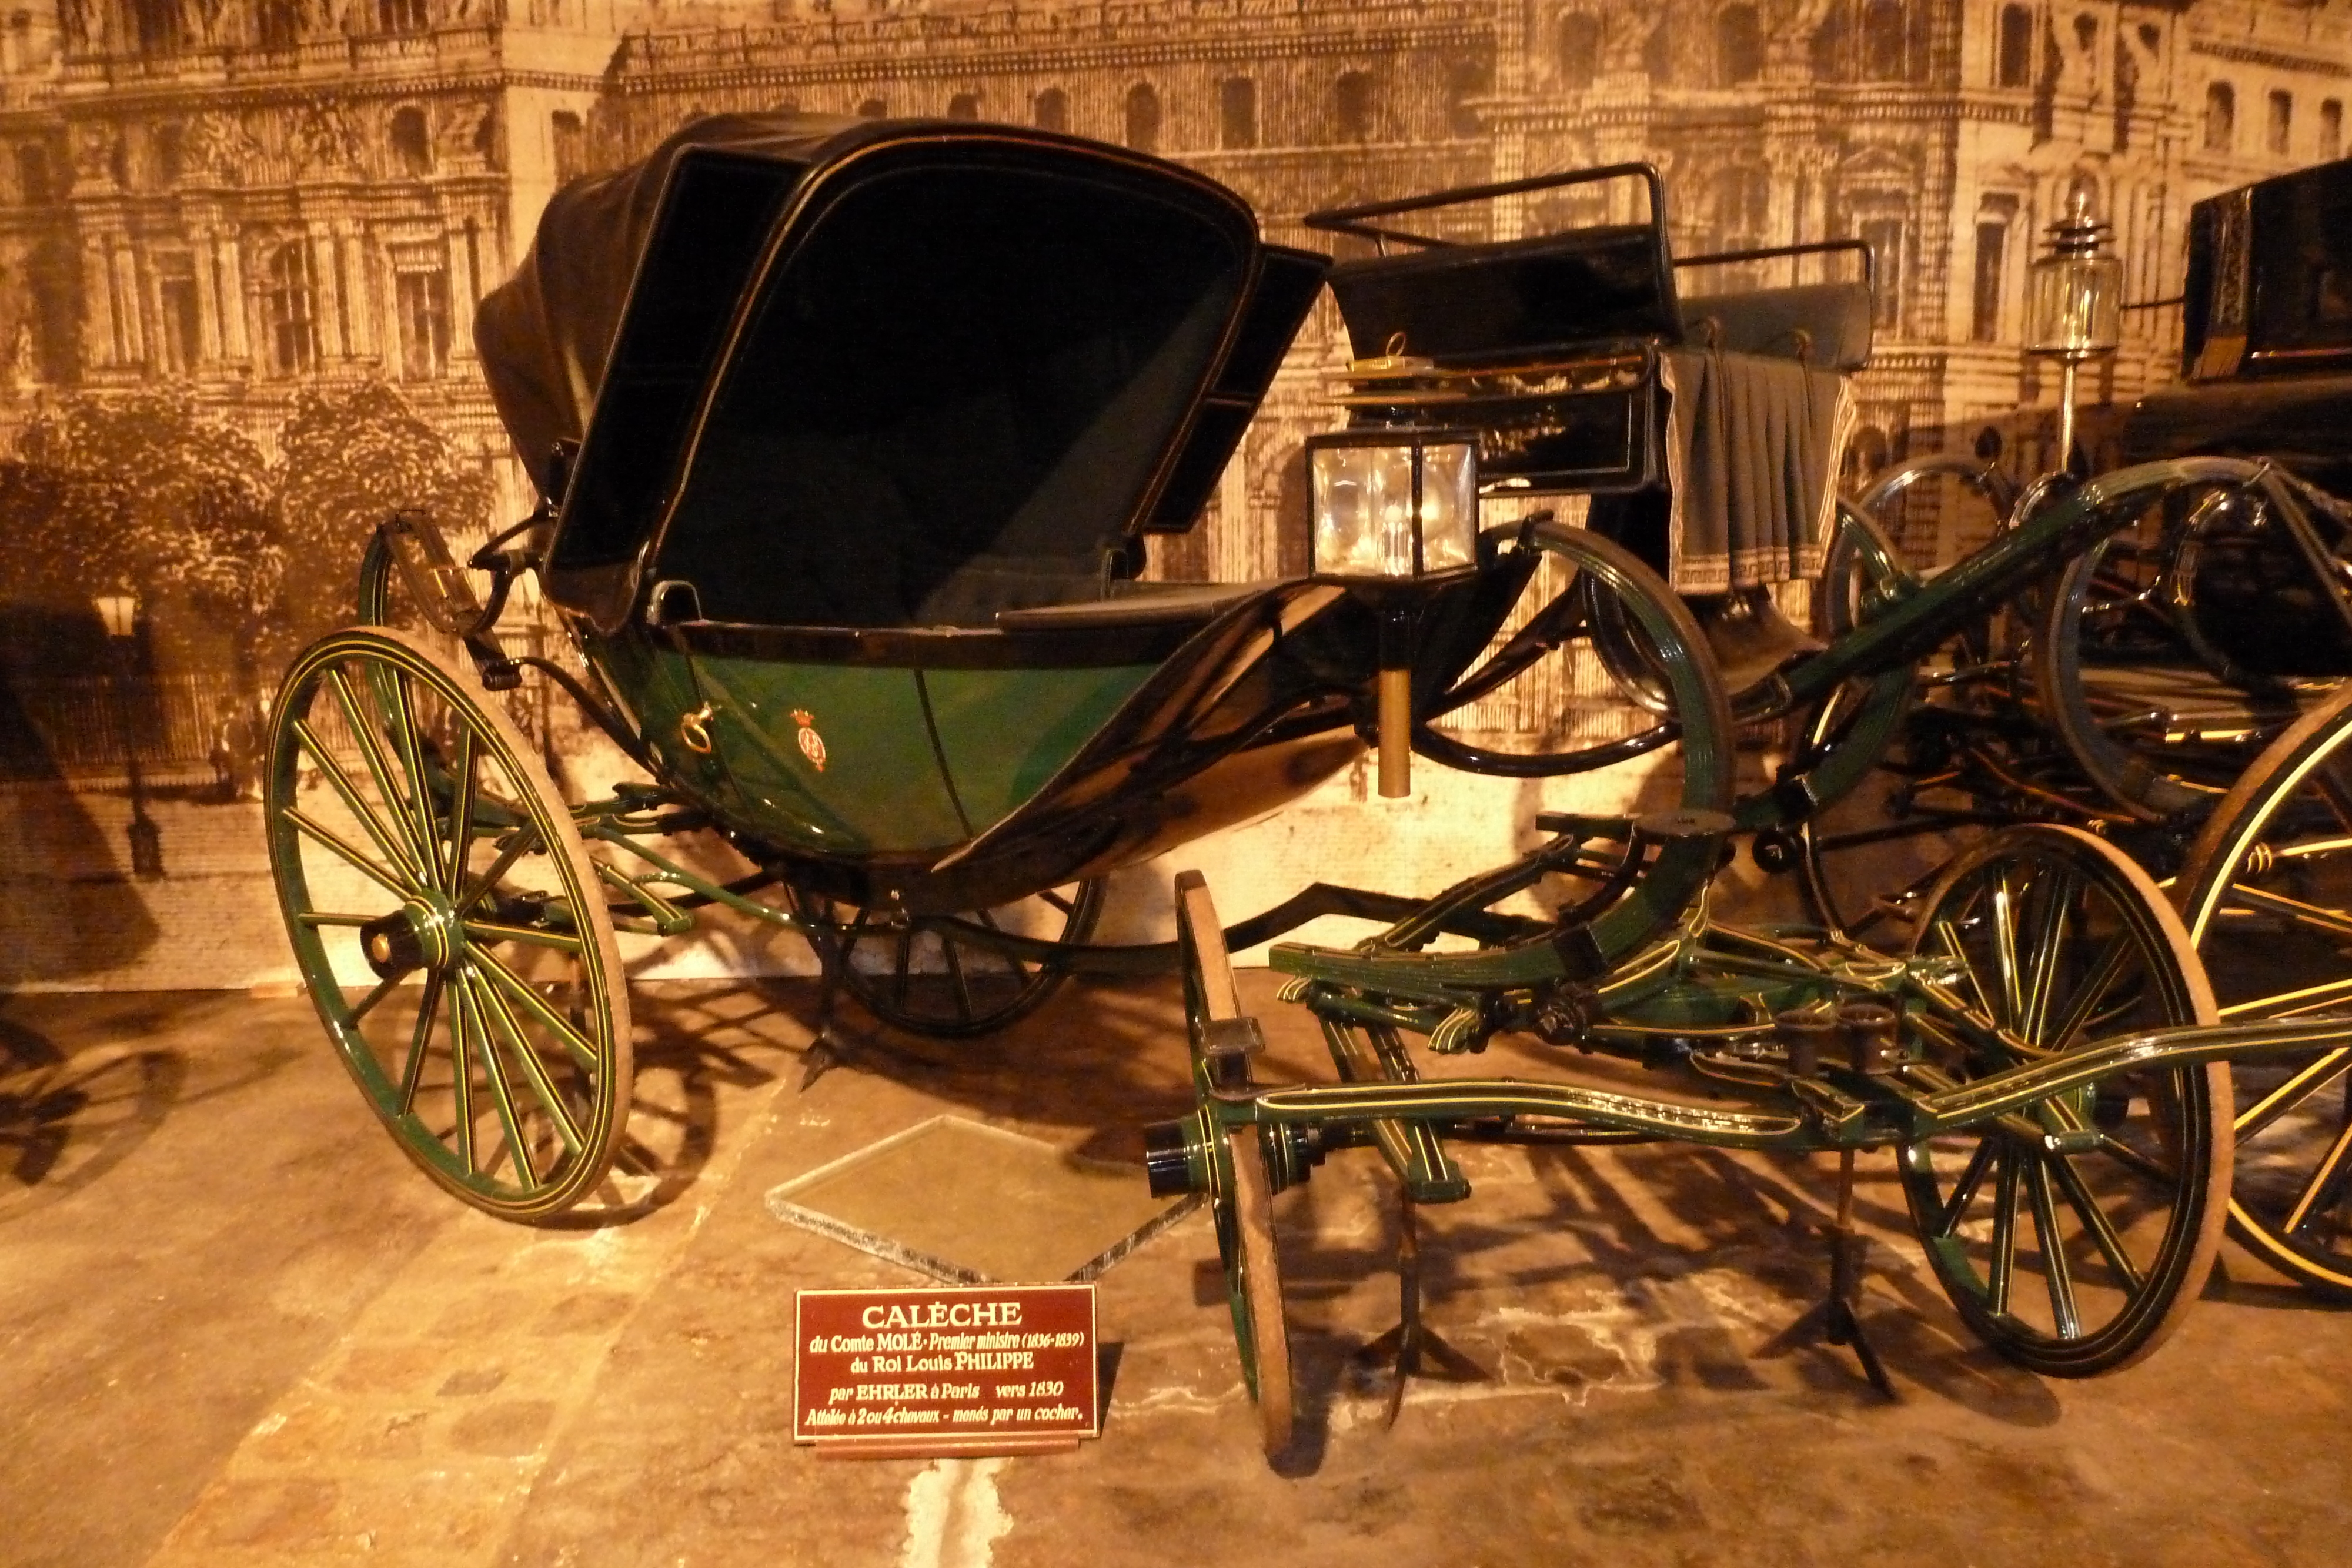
[1198,1012,2352,1161]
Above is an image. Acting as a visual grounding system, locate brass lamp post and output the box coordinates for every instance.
[1304,423,1480,798]
[2025,186,2124,479]
[92,590,163,880]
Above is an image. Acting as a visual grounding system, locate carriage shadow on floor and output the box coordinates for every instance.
[0,1007,186,1225]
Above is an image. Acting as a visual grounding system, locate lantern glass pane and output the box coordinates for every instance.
[1311,442,1420,576]
[2026,252,2122,355]
[1417,441,1478,571]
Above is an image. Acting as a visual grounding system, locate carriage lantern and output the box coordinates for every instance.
[2026,186,2123,477]
[1305,424,1481,800]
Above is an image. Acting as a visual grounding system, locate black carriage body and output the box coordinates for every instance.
[477,114,1518,911]
[2116,155,2352,674]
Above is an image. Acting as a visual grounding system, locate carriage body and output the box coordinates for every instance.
[2109,154,2352,675]
[477,115,1528,912]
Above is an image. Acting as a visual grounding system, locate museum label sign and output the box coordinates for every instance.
[793,1283,1099,1456]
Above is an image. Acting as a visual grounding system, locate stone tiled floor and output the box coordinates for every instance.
[7,972,2352,1568]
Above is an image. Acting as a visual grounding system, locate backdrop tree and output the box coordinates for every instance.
[273,378,496,648]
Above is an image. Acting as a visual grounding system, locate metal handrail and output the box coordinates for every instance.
[1303,162,1665,251]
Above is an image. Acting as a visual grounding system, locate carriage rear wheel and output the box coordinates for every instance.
[265,627,632,1221]
[1899,826,2228,1376]
[2176,684,2352,1298]
[2031,520,2313,823]
[1414,519,1732,787]
[796,880,1107,1039]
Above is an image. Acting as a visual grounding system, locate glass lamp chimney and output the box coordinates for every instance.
[2026,188,2123,357]
[2024,186,2123,477]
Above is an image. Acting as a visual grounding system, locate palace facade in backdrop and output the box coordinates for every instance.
[0,0,2340,566]
[0,0,2343,984]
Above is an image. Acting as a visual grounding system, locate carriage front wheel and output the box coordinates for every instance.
[1898,825,2229,1376]
[265,626,632,1222]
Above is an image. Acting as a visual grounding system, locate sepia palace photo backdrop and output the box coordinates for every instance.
[0,0,2344,985]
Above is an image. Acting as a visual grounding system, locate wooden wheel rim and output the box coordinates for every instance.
[1225,1124,1294,1456]
[2177,684,2352,1296]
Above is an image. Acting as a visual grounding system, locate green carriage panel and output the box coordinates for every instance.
[923,663,1161,834]
[590,631,737,805]
[689,654,967,856]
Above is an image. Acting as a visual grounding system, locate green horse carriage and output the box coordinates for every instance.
[263,113,2344,1458]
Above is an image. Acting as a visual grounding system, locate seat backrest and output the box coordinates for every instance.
[1327,224,1681,365]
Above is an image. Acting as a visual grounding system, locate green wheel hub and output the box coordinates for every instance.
[363,891,465,978]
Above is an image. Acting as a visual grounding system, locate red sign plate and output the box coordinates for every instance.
[793,1283,1099,1456]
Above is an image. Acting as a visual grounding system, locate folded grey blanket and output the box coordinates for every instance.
[1659,346,1855,593]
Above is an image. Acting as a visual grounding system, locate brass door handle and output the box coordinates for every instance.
[679,703,715,754]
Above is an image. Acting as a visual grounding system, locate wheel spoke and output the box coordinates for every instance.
[1990,869,2026,1031]
[446,977,476,1174]
[453,828,542,918]
[2308,759,2352,837]
[2026,1155,2081,1339]
[459,969,540,1185]
[2048,1146,2146,1293]
[466,967,584,1155]
[348,974,401,1024]
[2281,1115,2352,1236]
[292,717,425,886]
[396,971,443,1117]
[2093,1129,2177,1188]
[972,908,1032,981]
[2219,884,2352,941]
[470,945,602,1074]
[2017,869,2077,1045]
[1930,913,2000,1031]
[2271,834,2352,864]
[2220,975,2352,1021]
[2039,931,2134,1053]
[324,666,436,878]
[286,807,410,898]
[1988,1144,2023,1315]
[444,727,478,899]
[944,940,975,1020]
[297,911,380,928]
[379,661,449,892]
[2238,1047,2352,1141]
[890,928,913,1008]
[462,919,584,954]
[1934,1136,1997,1237]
